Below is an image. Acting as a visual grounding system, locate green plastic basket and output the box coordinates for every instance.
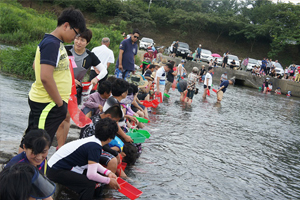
[136,129,151,139]
[134,116,150,123]
[127,131,146,143]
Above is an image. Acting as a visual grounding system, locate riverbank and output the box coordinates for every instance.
[166,56,300,97]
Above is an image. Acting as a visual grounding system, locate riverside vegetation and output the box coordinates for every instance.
[0,1,130,79]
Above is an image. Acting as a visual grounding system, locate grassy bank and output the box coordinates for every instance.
[0,1,131,79]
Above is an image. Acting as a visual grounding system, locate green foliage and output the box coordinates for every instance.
[0,2,56,44]
[0,2,125,79]
[0,41,38,80]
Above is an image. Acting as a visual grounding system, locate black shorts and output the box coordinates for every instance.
[21,98,67,147]
[99,151,115,166]
[204,85,211,89]
[173,47,177,53]
[131,104,145,112]
[137,93,148,100]
[187,89,195,99]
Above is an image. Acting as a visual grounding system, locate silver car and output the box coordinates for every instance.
[200,49,213,63]
[246,58,260,71]
[139,37,154,50]
[227,54,240,67]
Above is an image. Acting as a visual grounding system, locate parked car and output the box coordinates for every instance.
[212,54,223,66]
[272,61,284,76]
[200,49,213,63]
[139,37,155,50]
[227,54,240,67]
[168,41,190,58]
[257,60,262,66]
[246,58,260,71]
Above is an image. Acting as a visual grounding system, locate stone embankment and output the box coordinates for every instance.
[167,56,300,97]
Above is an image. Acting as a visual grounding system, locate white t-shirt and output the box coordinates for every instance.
[155,67,166,85]
[204,73,212,86]
[91,44,114,70]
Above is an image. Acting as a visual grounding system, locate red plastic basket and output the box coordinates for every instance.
[117,178,143,200]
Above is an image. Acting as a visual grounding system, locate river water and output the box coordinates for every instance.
[1,73,300,200]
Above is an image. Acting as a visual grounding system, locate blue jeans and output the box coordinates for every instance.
[82,107,96,116]
[122,70,131,80]
[114,69,132,80]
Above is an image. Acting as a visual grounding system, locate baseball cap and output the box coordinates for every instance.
[192,67,199,72]
[224,72,227,74]
[30,168,56,199]
[181,59,186,63]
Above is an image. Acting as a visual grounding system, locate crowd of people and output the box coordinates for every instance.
[0,7,238,200]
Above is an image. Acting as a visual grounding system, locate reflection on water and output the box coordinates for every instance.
[1,73,300,199]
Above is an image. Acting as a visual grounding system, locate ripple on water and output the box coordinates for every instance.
[1,74,300,199]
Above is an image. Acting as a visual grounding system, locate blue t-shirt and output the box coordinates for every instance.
[5,152,47,174]
[115,38,138,71]
[219,80,229,93]
[261,60,267,67]
[197,47,202,54]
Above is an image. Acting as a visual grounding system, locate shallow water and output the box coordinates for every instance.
[1,73,300,200]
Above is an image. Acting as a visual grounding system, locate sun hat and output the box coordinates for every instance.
[144,70,154,81]
[127,74,148,88]
[192,67,199,72]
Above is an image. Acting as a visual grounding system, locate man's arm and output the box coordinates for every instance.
[118,49,124,70]
[156,76,160,92]
[217,85,225,92]
[40,64,63,106]
[91,63,108,86]
[107,62,111,69]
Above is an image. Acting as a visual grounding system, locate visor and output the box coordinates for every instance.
[30,169,56,199]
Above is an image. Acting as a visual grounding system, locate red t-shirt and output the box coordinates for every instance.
[144,52,153,60]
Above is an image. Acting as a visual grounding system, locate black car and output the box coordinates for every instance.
[168,41,190,58]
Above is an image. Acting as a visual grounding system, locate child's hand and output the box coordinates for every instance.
[75,79,81,87]
[109,178,120,190]
[98,105,103,112]
[108,172,117,179]
[124,135,133,143]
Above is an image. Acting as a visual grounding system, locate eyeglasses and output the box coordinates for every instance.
[133,35,139,39]
[71,27,80,37]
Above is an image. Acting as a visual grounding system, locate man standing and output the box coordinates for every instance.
[19,8,86,152]
[217,78,235,103]
[220,72,228,83]
[260,58,267,75]
[155,62,173,96]
[202,67,213,99]
[172,41,179,57]
[90,37,115,81]
[115,29,140,80]
[196,44,202,62]
[266,58,272,75]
